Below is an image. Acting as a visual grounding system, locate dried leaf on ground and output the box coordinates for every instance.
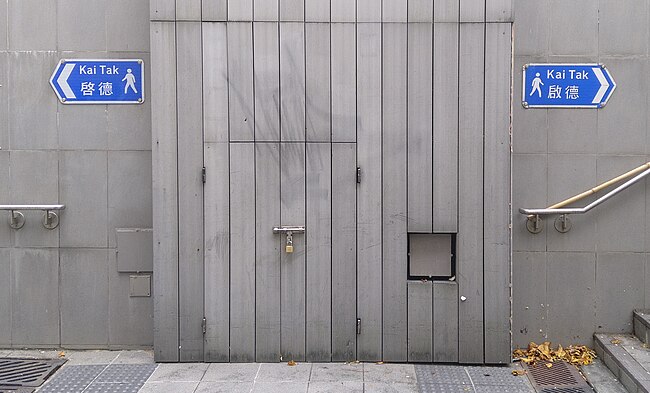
[512,341,596,366]
[287,360,297,366]
[610,339,621,345]
[58,351,65,358]
[512,369,527,376]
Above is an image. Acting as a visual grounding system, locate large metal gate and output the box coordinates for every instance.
[151,2,512,364]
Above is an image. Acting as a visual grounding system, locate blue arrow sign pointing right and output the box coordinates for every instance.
[523,64,616,109]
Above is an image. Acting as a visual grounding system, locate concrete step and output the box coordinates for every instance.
[634,310,650,345]
[582,358,628,393]
[594,333,650,393]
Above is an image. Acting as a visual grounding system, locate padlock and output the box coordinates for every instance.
[286,244,294,253]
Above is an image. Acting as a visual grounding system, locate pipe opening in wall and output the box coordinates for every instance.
[407,233,456,281]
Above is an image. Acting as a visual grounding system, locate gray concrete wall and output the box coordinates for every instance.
[0,0,153,348]
[513,0,650,348]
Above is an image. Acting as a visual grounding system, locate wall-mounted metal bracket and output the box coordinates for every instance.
[526,215,544,234]
[273,226,305,253]
[0,205,65,230]
[9,211,25,230]
[554,214,571,233]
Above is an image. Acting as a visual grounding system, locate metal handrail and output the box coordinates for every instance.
[0,205,65,211]
[0,204,65,230]
[520,164,650,234]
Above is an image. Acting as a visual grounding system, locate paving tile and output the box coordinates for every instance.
[252,381,309,392]
[417,384,474,393]
[310,363,363,382]
[112,350,155,365]
[65,351,120,365]
[364,382,420,393]
[307,381,364,392]
[202,362,260,382]
[39,365,106,393]
[195,381,255,392]
[475,386,534,393]
[147,363,209,382]
[83,382,141,393]
[466,366,529,386]
[8,350,62,359]
[416,365,471,385]
[94,364,157,383]
[0,351,12,357]
[588,381,629,393]
[364,364,417,384]
[255,363,312,382]
[581,360,619,384]
[139,381,199,393]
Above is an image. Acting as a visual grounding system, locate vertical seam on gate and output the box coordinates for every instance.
[455,18,461,362]
[252,17,258,362]
[379,7,384,362]
[329,18,334,362]
[481,21,487,363]
[405,0,410,363]
[431,16,436,360]
[278,17,283,360]
[226,19,232,362]
[304,15,308,361]
[200,17,206,361]
[354,0,359,361]
[175,18,181,362]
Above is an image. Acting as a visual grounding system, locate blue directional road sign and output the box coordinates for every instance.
[50,59,144,104]
[523,64,616,109]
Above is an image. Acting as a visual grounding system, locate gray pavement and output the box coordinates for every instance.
[0,350,541,393]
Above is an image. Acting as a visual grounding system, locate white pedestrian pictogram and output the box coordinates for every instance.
[122,69,138,94]
[530,72,544,97]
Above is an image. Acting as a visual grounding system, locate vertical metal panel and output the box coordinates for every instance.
[204,143,230,362]
[331,0,355,22]
[331,143,357,361]
[177,0,201,20]
[460,0,485,22]
[280,23,306,141]
[433,22,459,232]
[306,0,330,22]
[483,23,511,364]
[230,143,256,362]
[381,22,408,362]
[0,249,10,345]
[306,23,331,142]
[228,22,255,141]
[280,143,307,361]
[202,0,228,21]
[407,23,433,233]
[150,0,175,20]
[331,23,356,143]
[228,0,253,21]
[306,143,333,361]
[255,0,279,21]
[407,281,433,362]
[11,249,59,346]
[280,0,305,21]
[356,23,382,361]
[382,0,406,22]
[433,282,459,362]
[151,21,179,362]
[0,152,9,248]
[60,249,108,346]
[486,0,513,22]
[434,0,459,22]
[203,22,229,143]
[255,143,282,362]
[254,22,280,141]
[457,22,485,364]
[177,21,204,361]
[408,0,433,22]
[357,0,381,22]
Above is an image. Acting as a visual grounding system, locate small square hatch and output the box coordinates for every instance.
[408,234,455,280]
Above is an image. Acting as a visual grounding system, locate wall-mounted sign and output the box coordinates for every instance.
[50,59,144,104]
[522,64,615,109]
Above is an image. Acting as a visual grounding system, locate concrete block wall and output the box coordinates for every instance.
[0,0,153,348]
[513,0,650,348]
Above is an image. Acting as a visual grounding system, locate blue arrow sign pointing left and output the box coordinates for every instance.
[50,59,144,104]
[523,64,616,109]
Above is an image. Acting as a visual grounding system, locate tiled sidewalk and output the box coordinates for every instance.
[0,349,539,393]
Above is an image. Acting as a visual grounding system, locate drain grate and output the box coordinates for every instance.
[0,358,66,392]
[524,361,593,393]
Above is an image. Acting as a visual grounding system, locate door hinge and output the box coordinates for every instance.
[356,167,362,184]
[202,317,207,334]
[202,167,206,184]
[356,318,361,335]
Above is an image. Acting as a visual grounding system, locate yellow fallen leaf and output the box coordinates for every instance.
[287,360,297,366]
[545,363,553,368]
[376,361,384,365]
[58,351,65,358]
[512,369,527,376]
[611,339,621,345]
